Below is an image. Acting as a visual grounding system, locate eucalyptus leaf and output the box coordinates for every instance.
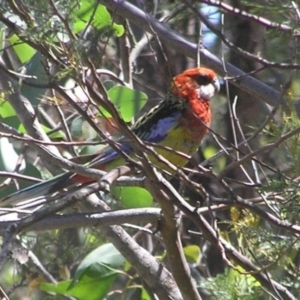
[112,186,153,208]
[99,86,148,122]
[72,1,124,36]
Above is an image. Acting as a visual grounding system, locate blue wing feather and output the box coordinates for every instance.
[89,110,181,167]
[136,112,181,142]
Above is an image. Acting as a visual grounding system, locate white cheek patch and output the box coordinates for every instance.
[197,84,216,100]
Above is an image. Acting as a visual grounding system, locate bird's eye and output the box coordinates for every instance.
[194,74,211,86]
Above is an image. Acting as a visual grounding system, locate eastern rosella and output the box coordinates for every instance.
[1,67,220,206]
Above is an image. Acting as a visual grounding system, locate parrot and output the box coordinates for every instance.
[0,67,220,207]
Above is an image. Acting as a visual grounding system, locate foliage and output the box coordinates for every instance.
[41,243,125,300]
[200,267,262,300]
[1,0,300,299]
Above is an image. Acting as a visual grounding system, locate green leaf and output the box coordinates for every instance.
[0,26,6,54]
[103,80,115,90]
[48,129,65,139]
[73,243,125,285]
[73,1,124,36]
[41,273,116,300]
[203,145,226,173]
[233,266,261,288]
[100,86,147,122]
[183,245,201,264]
[70,117,97,140]
[41,244,125,300]
[112,186,153,208]
[0,99,16,118]
[17,124,26,134]
[8,34,36,64]
[0,100,21,131]
[71,117,85,138]
[141,288,151,300]
[203,145,217,159]
[21,52,48,106]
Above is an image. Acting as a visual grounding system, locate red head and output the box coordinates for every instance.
[171,67,220,101]
[170,67,220,134]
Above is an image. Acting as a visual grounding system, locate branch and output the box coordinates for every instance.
[99,0,281,108]
[199,0,293,33]
[144,168,202,299]
[217,125,300,180]
[184,0,300,70]
[0,183,112,270]
[0,208,160,231]
[85,194,184,300]
[103,224,183,300]
[0,58,62,175]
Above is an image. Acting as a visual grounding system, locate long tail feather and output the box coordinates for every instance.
[0,172,73,207]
